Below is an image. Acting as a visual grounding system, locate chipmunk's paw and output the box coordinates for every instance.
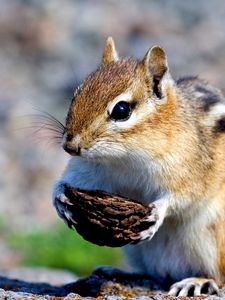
[168,278,219,297]
[138,204,163,241]
[54,193,75,227]
[53,183,75,227]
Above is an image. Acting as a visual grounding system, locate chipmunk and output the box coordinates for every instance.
[53,37,225,296]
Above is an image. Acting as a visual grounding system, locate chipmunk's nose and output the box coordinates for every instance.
[63,134,81,156]
[63,143,81,155]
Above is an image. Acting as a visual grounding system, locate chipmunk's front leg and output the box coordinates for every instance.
[53,180,74,227]
[53,158,109,227]
[138,196,170,242]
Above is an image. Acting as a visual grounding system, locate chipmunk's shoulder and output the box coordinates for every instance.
[177,76,225,137]
[177,76,225,111]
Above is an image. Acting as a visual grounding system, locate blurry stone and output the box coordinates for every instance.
[0,267,77,286]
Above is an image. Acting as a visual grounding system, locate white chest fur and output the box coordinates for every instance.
[64,156,160,204]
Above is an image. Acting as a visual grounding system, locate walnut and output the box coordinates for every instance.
[63,185,154,247]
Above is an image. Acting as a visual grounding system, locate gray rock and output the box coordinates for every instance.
[0,267,77,286]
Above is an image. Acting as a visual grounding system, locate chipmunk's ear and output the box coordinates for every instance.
[102,37,119,65]
[142,46,168,79]
[141,46,170,98]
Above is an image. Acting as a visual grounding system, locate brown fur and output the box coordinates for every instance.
[66,59,137,135]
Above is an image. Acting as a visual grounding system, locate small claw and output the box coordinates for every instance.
[193,284,201,296]
[145,214,158,224]
[168,286,179,296]
[65,210,77,225]
[179,284,198,297]
[129,234,141,244]
[202,279,219,295]
[139,228,155,241]
[54,194,76,228]
[138,213,160,241]
[59,194,73,205]
[55,198,66,217]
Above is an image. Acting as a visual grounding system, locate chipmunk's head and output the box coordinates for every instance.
[63,37,177,164]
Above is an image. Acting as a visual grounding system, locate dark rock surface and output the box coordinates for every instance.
[0,267,224,299]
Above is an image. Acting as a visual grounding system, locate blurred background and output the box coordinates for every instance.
[0,0,225,283]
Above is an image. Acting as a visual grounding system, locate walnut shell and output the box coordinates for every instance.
[63,185,154,247]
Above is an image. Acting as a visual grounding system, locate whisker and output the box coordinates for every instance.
[19,109,65,149]
[31,135,62,146]
[28,117,65,132]
[35,126,63,134]
[31,108,65,129]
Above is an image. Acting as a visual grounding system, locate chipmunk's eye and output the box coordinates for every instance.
[110,101,132,121]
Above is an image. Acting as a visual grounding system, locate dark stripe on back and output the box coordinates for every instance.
[215,117,225,133]
[195,84,221,112]
[176,76,198,84]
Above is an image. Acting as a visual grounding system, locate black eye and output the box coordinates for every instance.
[110,101,132,121]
